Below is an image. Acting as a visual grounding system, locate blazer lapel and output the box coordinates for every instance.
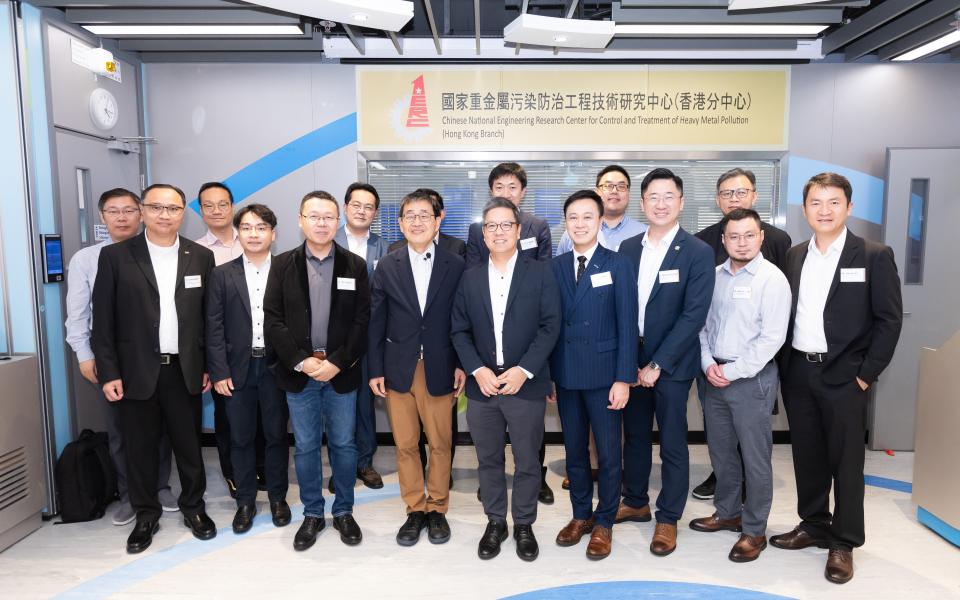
[174,236,193,293]
[558,253,578,317]
[231,258,252,319]
[825,232,862,306]
[479,260,495,328]
[422,250,450,316]
[395,248,422,316]
[503,255,529,316]
[129,233,159,295]
[646,229,685,305]
[571,246,612,310]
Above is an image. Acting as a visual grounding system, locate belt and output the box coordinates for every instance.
[312,350,327,361]
[159,353,178,365]
[494,366,506,375]
[251,347,266,358]
[792,348,827,363]
[713,357,733,365]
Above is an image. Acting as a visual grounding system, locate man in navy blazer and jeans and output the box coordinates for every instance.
[617,168,715,557]
[452,197,561,561]
[206,204,290,535]
[368,191,466,547]
[551,190,638,560]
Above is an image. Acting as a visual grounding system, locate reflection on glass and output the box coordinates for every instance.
[905,178,928,285]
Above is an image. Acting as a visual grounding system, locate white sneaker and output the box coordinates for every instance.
[111,501,136,526]
[158,488,180,512]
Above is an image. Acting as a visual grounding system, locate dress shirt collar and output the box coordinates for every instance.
[145,232,180,253]
[807,227,847,258]
[200,228,238,247]
[243,253,271,270]
[642,222,680,250]
[573,242,600,266]
[305,243,333,262]
[601,215,629,233]
[721,252,764,277]
[345,227,370,245]
[408,243,434,264]
[488,250,518,276]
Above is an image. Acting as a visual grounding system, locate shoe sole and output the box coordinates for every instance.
[397,523,426,547]
[690,523,742,533]
[161,505,180,512]
[428,531,451,544]
[555,533,591,547]
[650,545,676,557]
[113,515,136,526]
[729,545,766,563]
[825,571,853,585]
[770,538,830,550]
[691,492,715,500]
[126,522,160,554]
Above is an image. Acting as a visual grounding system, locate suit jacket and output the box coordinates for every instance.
[549,245,638,390]
[466,209,551,268]
[92,232,215,399]
[205,255,276,388]
[263,241,370,394]
[388,233,467,259]
[335,226,390,276]
[451,255,561,400]
[779,231,902,386]
[696,220,792,273]
[368,245,465,396]
[619,228,715,382]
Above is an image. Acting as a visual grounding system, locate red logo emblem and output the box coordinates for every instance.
[405,74,429,128]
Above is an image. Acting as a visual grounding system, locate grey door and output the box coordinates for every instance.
[869,148,960,451]
[55,129,141,433]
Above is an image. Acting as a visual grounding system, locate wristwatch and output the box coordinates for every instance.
[646,361,661,371]
[294,360,305,373]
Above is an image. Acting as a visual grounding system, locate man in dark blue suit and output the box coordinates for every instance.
[206,204,290,535]
[368,191,466,547]
[617,168,715,557]
[452,197,561,561]
[551,190,638,560]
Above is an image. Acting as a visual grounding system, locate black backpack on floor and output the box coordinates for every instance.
[55,429,118,523]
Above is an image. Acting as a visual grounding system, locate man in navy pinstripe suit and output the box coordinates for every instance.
[550,190,639,560]
[617,168,715,557]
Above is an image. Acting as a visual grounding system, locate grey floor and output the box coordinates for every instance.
[1,445,957,599]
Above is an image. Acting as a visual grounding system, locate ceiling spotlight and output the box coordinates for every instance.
[352,12,369,23]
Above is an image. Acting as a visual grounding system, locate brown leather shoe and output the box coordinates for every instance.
[690,513,743,533]
[729,534,767,562]
[561,477,570,490]
[614,502,652,524]
[769,526,830,550]
[825,548,854,584]
[586,525,612,560]
[555,518,595,547]
[650,523,678,556]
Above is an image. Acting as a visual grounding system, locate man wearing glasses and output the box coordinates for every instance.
[194,182,245,500]
[335,182,390,491]
[691,169,791,502]
[368,191,465,547]
[93,184,217,553]
[264,191,370,550]
[65,188,177,526]
[206,204,291,535]
[556,165,648,254]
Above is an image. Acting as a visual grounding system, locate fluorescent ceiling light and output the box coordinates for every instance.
[82,24,303,36]
[246,1,413,32]
[615,24,828,36]
[892,30,960,61]
[504,14,616,49]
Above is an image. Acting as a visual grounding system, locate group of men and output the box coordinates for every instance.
[65,160,901,585]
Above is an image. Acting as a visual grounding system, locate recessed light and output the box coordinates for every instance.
[352,12,369,23]
[81,24,304,36]
[614,24,829,36]
[892,30,960,61]
[553,34,568,43]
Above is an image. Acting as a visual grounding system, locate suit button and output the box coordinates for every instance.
[153,322,159,328]
[584,321,589,326]
[421,326,426,331]
[154,347,159,352]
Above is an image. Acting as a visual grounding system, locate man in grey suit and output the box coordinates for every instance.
[335,182,390,489]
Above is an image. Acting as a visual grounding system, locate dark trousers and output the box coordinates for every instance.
[213,389,267,483]
[355,356,377,469]
[623,378,692,525]
[106,400,173,503]
[556,385,622,528]
[224,357,289,506]
[782,353,868,549]
[119,360,206,522]
[467,393,545,525]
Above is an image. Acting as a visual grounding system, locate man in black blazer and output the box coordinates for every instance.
[771,173,902,584]
[369,190,466,547]
[206,204,290,535]
[388,188,467,259]
[264,190,370,551]
[92,183,217,553]
[452,197,561,561]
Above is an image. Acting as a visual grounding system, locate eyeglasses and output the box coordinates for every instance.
[101,207,140,218]
[238,224,272,234]
[200,202,231,212]
[348,201,377,213]
[718,188,754,200]
[724,232,759,243]
[143,204,184,216]
[402,213,436,224]
[300,214,338,225]
[599,182,629,193]
[483,221,516,233]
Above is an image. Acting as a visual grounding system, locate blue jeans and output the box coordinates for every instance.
[286,380,358,518]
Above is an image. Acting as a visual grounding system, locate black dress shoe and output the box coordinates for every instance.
[183,512,217,541]
[126,519,159,554]
[294,516,324,551]
[232,504,256,534]
[270,500,292,527]
[514,524,539,562]
[225,478,238,499]
[427,511,451,544]
[692,472,717,500]
[357,466,384,489]
[396,511,427,546]
[333,514,363,545]
[538,467,554,505]
[478,520,508,560]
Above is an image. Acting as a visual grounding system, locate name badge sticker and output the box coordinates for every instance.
[840,268,866,283]
[658,269,680,284]
[591,271,613,287]
[520,237,538,251]
[337,277,356,291]
[184,275,202,289]
[732,286,752,299]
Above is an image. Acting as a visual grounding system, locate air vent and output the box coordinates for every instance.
[0,447,29,512]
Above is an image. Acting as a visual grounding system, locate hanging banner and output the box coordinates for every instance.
[356,65,789,151]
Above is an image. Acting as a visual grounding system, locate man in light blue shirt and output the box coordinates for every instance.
[555,165,647,255]
[64,188,176,526]
[691,208,791,563]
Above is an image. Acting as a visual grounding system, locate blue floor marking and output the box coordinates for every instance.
[864,475,912,493]
[501,580,797,599]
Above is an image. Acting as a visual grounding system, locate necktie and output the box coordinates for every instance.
[576,255,587,285]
